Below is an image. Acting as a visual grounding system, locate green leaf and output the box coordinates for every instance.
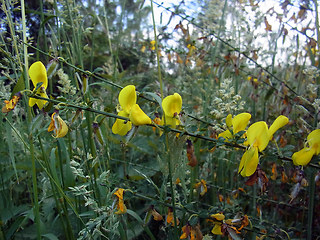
[189,215,199,226]
[11,74,25,98]
[42,233,59,240]
[57,138,75,188]
[50,148,60,185]
[46,60,59,79]
[142,92,162,107]
[133,168,160,194]
[126,209,144,224]
[5,119,18,180]
[126,210,156,240]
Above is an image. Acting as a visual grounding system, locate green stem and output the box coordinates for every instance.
[307,168,315,240]
[30,138,41,239]
[313,0,320,67]
[150,0,163,101]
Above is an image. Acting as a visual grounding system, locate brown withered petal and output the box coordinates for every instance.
[187,139,198,167]
[271,163,277,180]
[151,209,163,221]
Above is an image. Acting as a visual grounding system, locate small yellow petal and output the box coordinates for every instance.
[211,224,222,235]
[48,112,68,138]
[48,112,56,132]
[210,213,225,221]
[112,111,132,136]
[247,121,269,152]
[129,104,151,126]
[162,93,182,117]
[240,146,259,177]
[226,114,232,129]
[292,147,316,166]
[119,85,136,114]
[232,112,251,133]
[114,188,125,200]
[239,146,255,176]
[268,115,289,140]
[218,129,232,140]
[307,129,320,155]
[29,88,49,109]
[55,115,68,138]
[29,61,48,89]
[161,115,179,128]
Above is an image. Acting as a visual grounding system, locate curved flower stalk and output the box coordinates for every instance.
[239,115,289,177]
[161,93,182,128]
[48,112,68,138]
[29,61,48,109]
[292,129,320,166]
[218,113,251,141]
[112,85,151,136]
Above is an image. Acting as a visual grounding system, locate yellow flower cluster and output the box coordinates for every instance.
[219,113,289,177]
[13,61,319,171]
[292,129,320,166]
[112,85,151,136]
[112,85,182,136]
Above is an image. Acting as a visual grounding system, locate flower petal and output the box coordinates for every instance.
[268,115,289,140]
[48,112,56,132]
[29,87,49,109]
[160,115,179,128]
[29,61,48,89]
[55,115,68,138]
[232,112,251,133]
[114,188,125,200]
[247,121,269,152]
[307,129,320,155]
[218,129,232,141]
[241,146,259,177]
[112,111,132,136]
[226,114,232,129]
[129,104,151,126]
[211,224,222,235]
[210,213,225,221]
[119,85,136,114]
[292,147,316,166]
[162,93,182,117]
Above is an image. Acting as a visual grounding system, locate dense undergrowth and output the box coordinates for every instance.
[0,0,320,239]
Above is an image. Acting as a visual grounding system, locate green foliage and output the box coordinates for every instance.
[0,0,320,239]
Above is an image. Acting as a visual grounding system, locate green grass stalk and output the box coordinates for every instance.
[20,0,42,238]
[313,0,320,67]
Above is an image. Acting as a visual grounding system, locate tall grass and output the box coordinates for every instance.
[0,0,319,239]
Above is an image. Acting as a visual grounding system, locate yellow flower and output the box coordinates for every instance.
[161,93,182,128]
[29,61,48,109]
[48,112,68,138]
[2,94,20,113]
[268,115,289,140]
[150,40,156,50]
[292,129,320,166]
[210,213,225,235]
[194,179,207,196]
[180,224,197,240]
[112,85,151,136]
[239,116,288,177]
[113,188,127,214]
[166,207,179,226]
[218,113,251,141]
